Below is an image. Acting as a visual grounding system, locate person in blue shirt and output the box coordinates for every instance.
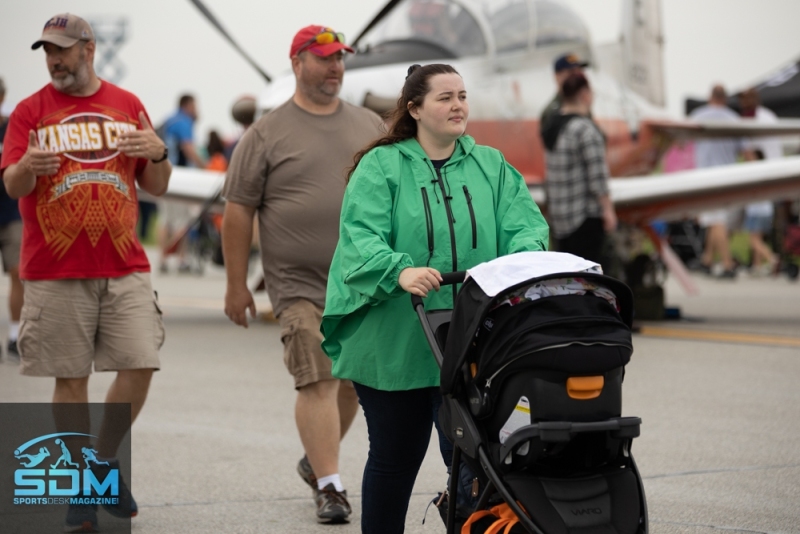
[164,94,204,168]
[157,94,204,272]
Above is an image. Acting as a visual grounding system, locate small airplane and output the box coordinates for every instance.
[161,0,800,296]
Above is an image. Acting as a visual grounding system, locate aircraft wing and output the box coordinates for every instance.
[160,157,800,226]
[531,156,800,224]
[647,118,800,139]
[140,166,226,204]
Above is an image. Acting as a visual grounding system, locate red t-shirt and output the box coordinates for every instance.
[0,81,151,280]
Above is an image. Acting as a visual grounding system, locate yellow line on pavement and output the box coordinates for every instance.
[639,326,800,348]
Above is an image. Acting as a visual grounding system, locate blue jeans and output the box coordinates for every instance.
[353,383,452,534]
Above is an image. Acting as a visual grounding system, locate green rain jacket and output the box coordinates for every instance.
[321,136,549,391]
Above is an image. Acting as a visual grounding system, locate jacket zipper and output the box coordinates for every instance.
[434,166,459,308]
[421,188,435,266]
[462,185,477,249]
[482,341,632,389]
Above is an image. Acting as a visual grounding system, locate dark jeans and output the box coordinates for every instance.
[557,216,606,265]
[353,383,452,534]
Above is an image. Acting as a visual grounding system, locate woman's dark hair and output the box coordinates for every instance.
[207,130,225,156]
[347,63,460,181]
[561,72,590,102]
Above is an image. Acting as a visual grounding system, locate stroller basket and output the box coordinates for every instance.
[412,266,647,534]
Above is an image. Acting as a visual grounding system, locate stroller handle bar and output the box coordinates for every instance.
[410,271,465,369]
[409,271,466,311]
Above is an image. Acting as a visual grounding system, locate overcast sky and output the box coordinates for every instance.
[2,0,799,144]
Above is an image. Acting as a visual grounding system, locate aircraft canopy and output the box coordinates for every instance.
[348,0,590,69]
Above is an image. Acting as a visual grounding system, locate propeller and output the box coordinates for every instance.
[187,0,272,83]
[351,0,403,48]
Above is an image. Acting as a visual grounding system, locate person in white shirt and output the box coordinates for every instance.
[690,85,745,278]
[739,88,780,274]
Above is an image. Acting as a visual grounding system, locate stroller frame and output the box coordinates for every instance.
[412,271,648,534]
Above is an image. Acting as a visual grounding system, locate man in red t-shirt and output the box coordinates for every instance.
[0,13,171,531]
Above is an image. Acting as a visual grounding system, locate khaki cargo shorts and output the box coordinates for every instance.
[18,272,165,378]
[278,299,351,390]
[0,220,22,272]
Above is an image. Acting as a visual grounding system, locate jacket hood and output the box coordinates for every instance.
[395,135,476,164]
[541,113,580,151]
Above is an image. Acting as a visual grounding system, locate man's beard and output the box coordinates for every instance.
[299,73,342,105]
[50,59,90,94]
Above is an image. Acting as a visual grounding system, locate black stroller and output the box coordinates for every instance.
[411,262,647,534]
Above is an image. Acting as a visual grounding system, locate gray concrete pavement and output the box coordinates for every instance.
[1,255,798,533]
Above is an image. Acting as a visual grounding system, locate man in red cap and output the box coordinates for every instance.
[1,12,171,533]
[222,25,383,523]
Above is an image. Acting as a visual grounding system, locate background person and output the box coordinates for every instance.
[0,76,23,362]
[742,149,778,274]
[164,94,204,168]
[222,24,384,524]
[0,13,170,531]
[691,84,745,278]
[539,53,589,138]
[321,63,549,534]
[158,93,204,273]
[739,88,781,274]
[205,129,228,172]
[225,94,257,161]
[542,72,617,268]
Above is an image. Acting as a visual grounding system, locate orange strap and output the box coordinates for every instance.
[461,509,496,534]
[461,503,524,534]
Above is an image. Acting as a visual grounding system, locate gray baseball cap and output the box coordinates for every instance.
[32,13,94,50]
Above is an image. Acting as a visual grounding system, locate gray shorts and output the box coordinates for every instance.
[18,272,165,378]
[0,220,22,272]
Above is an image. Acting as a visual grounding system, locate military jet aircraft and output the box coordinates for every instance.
[162,0,800,294]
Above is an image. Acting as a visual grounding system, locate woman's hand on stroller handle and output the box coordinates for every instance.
[399,267,442,297]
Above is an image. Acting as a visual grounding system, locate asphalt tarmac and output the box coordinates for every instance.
[1,254,798,533]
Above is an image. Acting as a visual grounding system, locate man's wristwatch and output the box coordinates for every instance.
[151,146,168,163]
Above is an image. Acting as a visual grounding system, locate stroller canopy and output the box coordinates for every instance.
[440,252,634,395]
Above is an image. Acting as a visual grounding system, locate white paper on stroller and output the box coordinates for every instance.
[500,396,531,464]
[466,251,602,297]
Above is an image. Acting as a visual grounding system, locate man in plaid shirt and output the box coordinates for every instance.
[542,72,617,266]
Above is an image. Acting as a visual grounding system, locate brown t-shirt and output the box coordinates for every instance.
[223,98,384,316]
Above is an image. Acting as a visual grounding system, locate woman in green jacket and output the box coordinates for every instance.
[322,64,549,533]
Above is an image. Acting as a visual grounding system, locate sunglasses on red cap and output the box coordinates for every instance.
[296,28,346,54]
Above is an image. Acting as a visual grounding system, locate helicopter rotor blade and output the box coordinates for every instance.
[187,0,272,83]
[351,0,403,48]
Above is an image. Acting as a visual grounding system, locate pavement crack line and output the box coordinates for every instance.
[650,519,777,534]
[644,463,800,480]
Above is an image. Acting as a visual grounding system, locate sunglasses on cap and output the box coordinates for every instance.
[298,28,346,54]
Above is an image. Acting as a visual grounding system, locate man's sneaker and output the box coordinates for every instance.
[90,458,138,518]
[64,503,98,533]
[315,483,351,524]
[6,340,19,363]
[297,455,318,493]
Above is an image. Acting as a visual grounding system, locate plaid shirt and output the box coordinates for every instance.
[544,116,610,238]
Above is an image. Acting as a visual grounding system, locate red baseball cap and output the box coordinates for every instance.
[290,25,354,58]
